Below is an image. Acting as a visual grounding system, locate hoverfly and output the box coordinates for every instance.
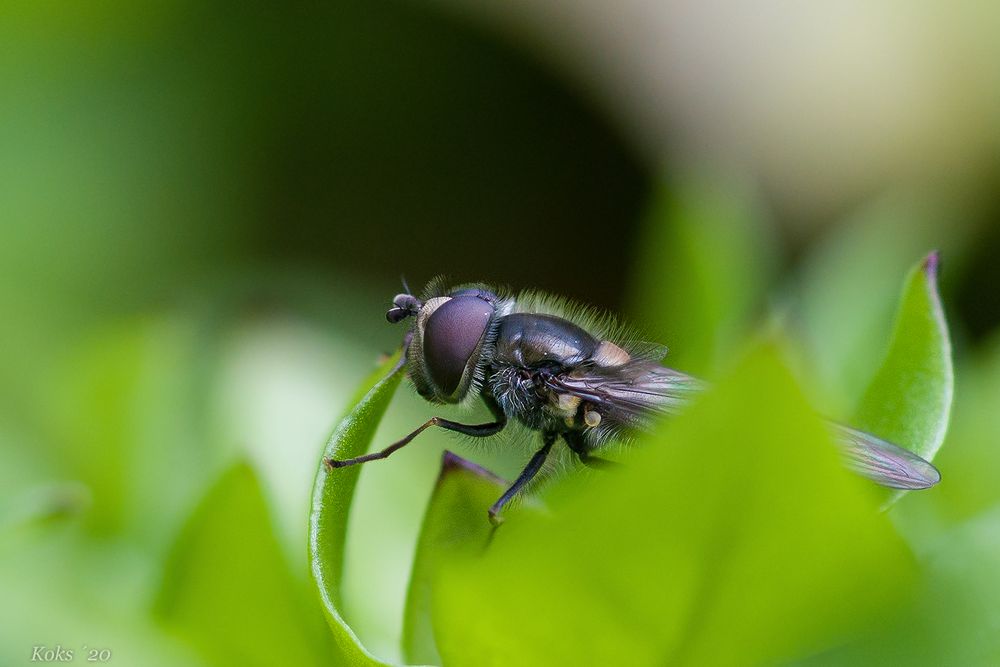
[326,279,941,523]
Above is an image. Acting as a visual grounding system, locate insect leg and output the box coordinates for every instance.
[563,431,620,470]
[326,396,506,469]
[488,432,556,526]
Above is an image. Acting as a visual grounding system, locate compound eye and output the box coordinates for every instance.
[423,296,494,397]
[449,287,498,302]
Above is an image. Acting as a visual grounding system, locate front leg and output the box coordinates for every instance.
[488,431,556,525]
[326,396,506,468]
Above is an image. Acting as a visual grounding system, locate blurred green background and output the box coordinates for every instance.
[2,1,999,665]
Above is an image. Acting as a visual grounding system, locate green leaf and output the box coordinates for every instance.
[45,315,224,544]
[629,172,774,375]
[430,343,913,666]
[854,252,953,468]
[156,462,328,667]
[402,452,522,664]
[309,351,406,666]
[791,197,958,412]
[799,505,1000,666]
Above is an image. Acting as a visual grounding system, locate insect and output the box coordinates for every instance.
[326,279,941,523]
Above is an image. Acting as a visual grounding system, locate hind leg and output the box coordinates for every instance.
[488,431,557,525]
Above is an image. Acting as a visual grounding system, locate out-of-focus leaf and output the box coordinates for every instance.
[430,343,913,666]
[0,482,91,533]
[800,505,1000,666]
[402,452,512,664]
[155,462,327,667]
[0,531,207,667]
[854,252,953,473]
[629,172,773,375]
[309,351,405,666]
[45,316,222,543]
[929,333,1000,520]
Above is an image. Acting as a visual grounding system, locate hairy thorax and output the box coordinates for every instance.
[488,313,609,436]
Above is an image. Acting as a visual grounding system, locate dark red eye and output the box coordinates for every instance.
[423,296,494,396]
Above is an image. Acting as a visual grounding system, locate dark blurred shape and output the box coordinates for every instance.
[954,206,1000,341]
[251,0,648,307]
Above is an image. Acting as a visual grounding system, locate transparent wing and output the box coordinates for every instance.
[547,363,940,490]
[830,423,941,490]
[544,361,706,430]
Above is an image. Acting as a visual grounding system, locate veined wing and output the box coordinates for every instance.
[544,361,706,428]
[547,363,940,490]
[830,423,941,489]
